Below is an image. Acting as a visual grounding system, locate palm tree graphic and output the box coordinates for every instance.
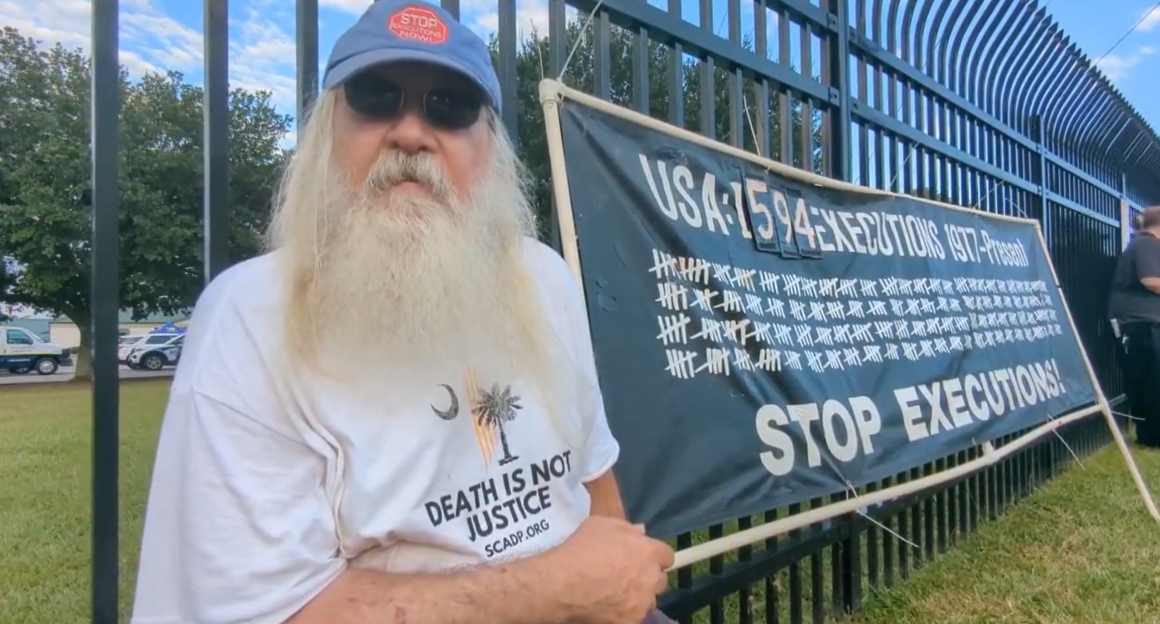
[474,383,522,466]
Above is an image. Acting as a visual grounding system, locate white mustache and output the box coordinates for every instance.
[365,151,454,202]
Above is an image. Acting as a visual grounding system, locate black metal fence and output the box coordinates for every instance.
[86,0,1159,622]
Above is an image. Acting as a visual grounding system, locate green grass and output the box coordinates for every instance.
[0,380,168,624]
[851,442,1160,624]
[1,381,1159,623]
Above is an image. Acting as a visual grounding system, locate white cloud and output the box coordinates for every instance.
[1091,5,1160,80]
[462,0,551,43]
[1097,53,1136,79]
[228,6,300,111]
[1095,45,1156,80]
[0,0,303,113]
[0,0,200,77]
[1140,5,1160,32]
[122,8,203,72]
[0,0,90,50]
[320,0,375,13]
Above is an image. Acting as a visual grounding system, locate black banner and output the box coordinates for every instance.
[554,99,1100,538]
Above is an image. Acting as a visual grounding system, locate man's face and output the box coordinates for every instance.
[274,56,567,419]
[332,61,492,207]
[277,58,542,384]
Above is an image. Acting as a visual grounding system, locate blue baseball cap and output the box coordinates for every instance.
[322,0,502,114]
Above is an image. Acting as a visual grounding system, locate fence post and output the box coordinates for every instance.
[826,0,851,183]
[1120,172,1132,252]
[90,2,121,622]
[1030,114,1050,238]
[826,0,860,613]
[497,0,519,140]
[204,0,230,284]
[545,0,568,254]
[296,0,319,131]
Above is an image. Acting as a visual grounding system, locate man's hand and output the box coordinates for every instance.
[543,516,675,624]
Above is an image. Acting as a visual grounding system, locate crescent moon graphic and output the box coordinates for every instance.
[430,384,460,421]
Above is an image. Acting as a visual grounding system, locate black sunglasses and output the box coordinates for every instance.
[343,73,484,131]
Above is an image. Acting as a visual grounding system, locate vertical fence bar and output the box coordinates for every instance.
[297,0,319,129]
[1120,172,1131,251]
[204,0,230,283]
[698,0,714,138]
[829,2,855,603]
[497,0,518,138]
[593,12,611,101]
[667,0,684,129]
[545,0,566,253]
[754,1,770,159]
[631,25,649,115]
[547,0,566,78]
[727,0,742,149]
[1030,114,1049,236]
[789,505,803,622]
[826,0,850,182]
[90,0,120,622]
[777,6,791,166]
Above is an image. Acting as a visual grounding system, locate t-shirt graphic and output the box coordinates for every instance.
[424,365,575,554]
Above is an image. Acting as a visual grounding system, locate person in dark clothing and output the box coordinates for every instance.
[1109,206,1160,448]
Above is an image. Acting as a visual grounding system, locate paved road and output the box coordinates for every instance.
[0,364,174,386]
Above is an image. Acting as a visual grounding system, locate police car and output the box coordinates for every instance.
[117,334,147,363]
[124,332,185,371]
[0,325,74,375]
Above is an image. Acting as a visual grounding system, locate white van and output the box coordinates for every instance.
[0,325,74,375]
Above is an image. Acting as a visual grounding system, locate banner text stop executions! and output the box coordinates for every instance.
[555,100,1098,538]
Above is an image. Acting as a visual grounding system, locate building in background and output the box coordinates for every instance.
[7,316,52,341]
[0,305,54,341]
[49,309,191,348]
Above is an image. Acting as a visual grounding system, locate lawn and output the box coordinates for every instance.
[852,441,1160,624]
[1,381,1159,623]
[0,380,168,624]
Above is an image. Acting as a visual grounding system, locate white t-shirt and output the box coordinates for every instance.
[130,238,620,624]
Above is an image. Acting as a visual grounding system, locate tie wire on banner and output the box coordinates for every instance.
[537,78,1160,573]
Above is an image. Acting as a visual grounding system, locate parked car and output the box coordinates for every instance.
[0,325,74,375]
[117,334,147,365]
[125,333,184,371]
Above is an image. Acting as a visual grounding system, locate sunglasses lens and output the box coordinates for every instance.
[344,74,404,120]
[424,88,483,130]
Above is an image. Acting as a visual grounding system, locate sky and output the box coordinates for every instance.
[2,0,1159,146]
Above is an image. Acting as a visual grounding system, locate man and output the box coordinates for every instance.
[130,2,676,623]
[1109,205,1160,449]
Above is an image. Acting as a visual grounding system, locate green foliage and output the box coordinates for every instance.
[0,26,291,374]
[1,21,826,371]
[489,21,825,238]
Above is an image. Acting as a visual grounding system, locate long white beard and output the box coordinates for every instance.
[268,98,587,448]
[282,148,550,396]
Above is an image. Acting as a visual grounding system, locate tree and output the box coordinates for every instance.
[0,26,291,379]
[474,382,523,467]
[490,21,825,238]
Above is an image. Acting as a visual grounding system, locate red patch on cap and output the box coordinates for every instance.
[387,5,449,44]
